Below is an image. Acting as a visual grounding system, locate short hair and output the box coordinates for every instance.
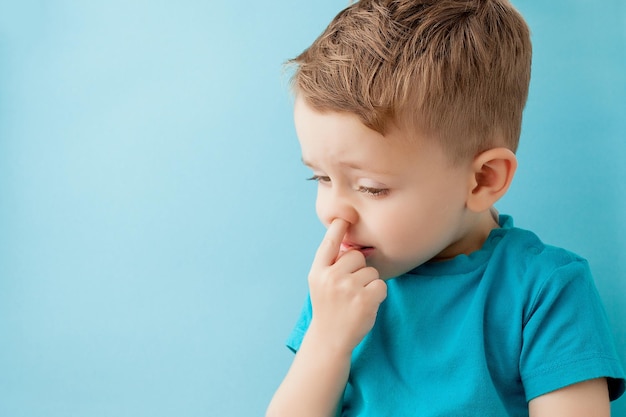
[290,0,532,162]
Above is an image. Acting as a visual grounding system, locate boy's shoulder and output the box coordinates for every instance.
[495,215,588,272]
[490,215,592,300]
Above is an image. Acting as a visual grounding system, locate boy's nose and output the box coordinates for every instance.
[316,191,358,227]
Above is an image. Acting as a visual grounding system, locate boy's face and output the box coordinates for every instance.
[295,97,486,280]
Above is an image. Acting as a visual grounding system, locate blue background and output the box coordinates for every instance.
[0,1,624,416]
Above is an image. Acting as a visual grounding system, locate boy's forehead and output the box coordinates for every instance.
[295,98,428,149]
[295,98,450,174]
[294,96,427,143]
[294,97,373,143]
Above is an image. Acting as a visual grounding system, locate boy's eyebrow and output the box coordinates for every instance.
[301,158,393,176]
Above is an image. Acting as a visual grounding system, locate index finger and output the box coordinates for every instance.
[312,218,349,268]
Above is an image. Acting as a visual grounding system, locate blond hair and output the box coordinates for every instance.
[290,0,532,162]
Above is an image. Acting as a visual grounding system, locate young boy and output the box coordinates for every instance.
[267,0,625,416]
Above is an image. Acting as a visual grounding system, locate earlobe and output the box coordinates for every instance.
[466,148,517,212]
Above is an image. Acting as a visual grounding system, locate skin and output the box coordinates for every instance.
[296,97,502,280]
[266,97,611,417]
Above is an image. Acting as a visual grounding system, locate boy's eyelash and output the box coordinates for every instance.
[306,175,330,182]
[306,176,389,197]
[357,186,389,197]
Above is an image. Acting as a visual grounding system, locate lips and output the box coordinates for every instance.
[341,242,375,257]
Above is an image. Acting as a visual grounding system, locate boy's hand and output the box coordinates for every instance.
[307,219,387,354]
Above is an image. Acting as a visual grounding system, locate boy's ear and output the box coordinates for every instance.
[466,148,517,212]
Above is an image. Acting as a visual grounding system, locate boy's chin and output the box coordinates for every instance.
[371,258,430,280]
[370,263,410,281]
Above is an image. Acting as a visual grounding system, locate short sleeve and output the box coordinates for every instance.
[520,259,625,401]
[286,294,313,353]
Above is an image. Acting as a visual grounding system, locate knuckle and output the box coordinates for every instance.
[364,266,380,279]
[325,266,344,282]
[324,235,339,249]
[343,249,366,264]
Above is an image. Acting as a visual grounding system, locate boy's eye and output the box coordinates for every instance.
[306,176,389,197]
[306,175,331,183]
[357,186,389,197]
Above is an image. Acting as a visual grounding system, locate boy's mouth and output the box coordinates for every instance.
[341,242,375,257]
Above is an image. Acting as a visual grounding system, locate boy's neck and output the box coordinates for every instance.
[489,207,500,225]
[434,208,501,261]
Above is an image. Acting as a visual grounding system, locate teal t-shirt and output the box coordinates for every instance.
[287,215,625,416]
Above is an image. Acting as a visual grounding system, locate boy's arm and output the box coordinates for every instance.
[265,325,351,417]
[528,378,610,417]
[266,219,387,417]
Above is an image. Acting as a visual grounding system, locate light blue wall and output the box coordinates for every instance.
[0,1,623,416]
[500,2,626,414]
